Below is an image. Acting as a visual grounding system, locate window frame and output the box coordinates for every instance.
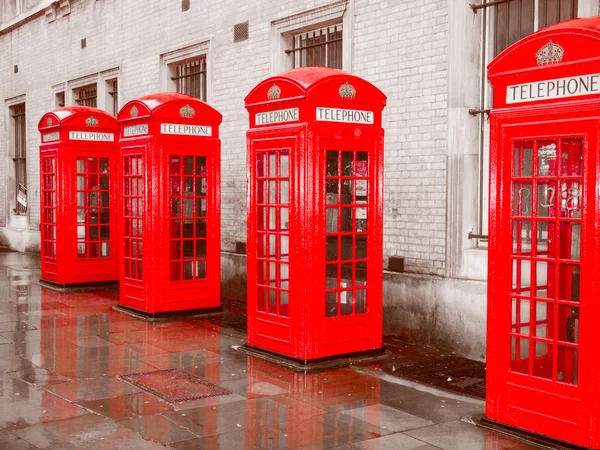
[271,0,353,74]
[160,41,212,103]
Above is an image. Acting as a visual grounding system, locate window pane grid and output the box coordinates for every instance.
[509,137,582,385]
[169,155,208,282]
[291,24,343,69]
[123,155,143,280]
[256,150,290,317]
[41,156,57,258]
[76,158,110,259]
[325,150,369,317]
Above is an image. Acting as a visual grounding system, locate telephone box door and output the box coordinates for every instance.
[247,131,297,356]
[489,118,596,443]
[320,136,382,354]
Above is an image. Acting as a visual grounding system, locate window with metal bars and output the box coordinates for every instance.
[287,24,343,69]
[493,0,577,57]
[11,104,27,214]
[109,79,118,115]
[74,84,98,108]
[172,58,207,100]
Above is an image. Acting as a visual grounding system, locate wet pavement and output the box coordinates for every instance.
[0,252,537,449]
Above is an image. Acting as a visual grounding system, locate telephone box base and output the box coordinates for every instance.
[472,416,587,450]
[113,304,223,323]
[237,344,387,373]
[40,279,119,293]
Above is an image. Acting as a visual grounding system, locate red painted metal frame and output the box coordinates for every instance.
[244,68,386,361]
[38,107,119,286]
[487,18,600,448]
[116,93,222,314]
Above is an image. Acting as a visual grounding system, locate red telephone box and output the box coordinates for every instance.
[244,68,386,364]
[487,18,600,448]
[38,107,119,288]
[116,93,222,317]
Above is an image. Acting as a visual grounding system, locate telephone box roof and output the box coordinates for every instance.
[488,17,600,78]
[245,67,386,107]
[117,92,222,122]
[38,106,117,130]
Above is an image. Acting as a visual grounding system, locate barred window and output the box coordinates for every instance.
[11,104,27,214]
[108,79,118,115]
[287,24,343,69]
[74,84,98,107]
[494,0,578,57]
[172,58,207,100]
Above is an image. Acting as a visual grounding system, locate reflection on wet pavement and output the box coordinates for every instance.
[0,252,536,449]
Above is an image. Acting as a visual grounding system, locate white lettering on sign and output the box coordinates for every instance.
[316,107,374,124]
[507,73,600,104]
[42,132,59,142]
[124,124,149,137]
[69,131,114,142]
[160,123,212,136]
[255,108,299,125]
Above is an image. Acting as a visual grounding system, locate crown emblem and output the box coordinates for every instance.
[130,105,138,118]
[85,116,99,127]
[339,82,356,99]
[536,40,564,66]
[180,104,195,118]
[46,117,53,126]
[267,84,281,100]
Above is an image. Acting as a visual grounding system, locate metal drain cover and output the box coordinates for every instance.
[118,369,232,403]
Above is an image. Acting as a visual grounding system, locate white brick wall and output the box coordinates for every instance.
[353,0,448,275]
[0,0,449,274]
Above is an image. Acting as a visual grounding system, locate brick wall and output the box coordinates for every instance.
[0,0,449,274]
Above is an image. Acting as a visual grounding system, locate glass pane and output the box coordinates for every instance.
[341,180,353,204]
[557,346,578,385]
[561,138,582,176]
[559,222,581,261]
[356,235,367,259]
[342,152,353,176]
[280,152,289,177]
[326,208,338,233]
[558,264,580,302]
[510,336,529,374]
[326,292,337,317]
[280,181,289,204]
[512,220,532,255]
[269,153,277,177]
[196,240,207,258]
[327,150,338,176]
[183,261,194,280]
[535,260,553,299]
[536,182,555,218]
[559,182,582,218]
[512,259,531,295]
[341,236,352,261]
[532,341,553,380]
[355,290,366,314]
[196,156,207,175]
[257,286,266,312]
[356,262,367,286]
[196,261,206,278]
[340,290,352,316]
[558,304,579,343]
[513,182,532,216]
[512,298,531,335]
[534,301,552,339]
[536,141,557,176]
[326,236,338,261]
[513,142,533,177]
[341,208,353,232]
[326,180,339,204]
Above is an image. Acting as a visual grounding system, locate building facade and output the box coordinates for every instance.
[1,0,596,359]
